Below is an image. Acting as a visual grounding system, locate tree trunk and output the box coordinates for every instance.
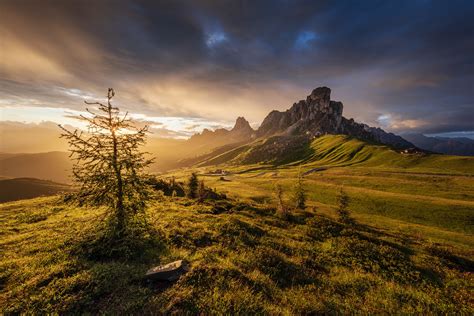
[109,102,125,236]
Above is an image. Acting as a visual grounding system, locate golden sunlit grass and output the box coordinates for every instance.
[1,191,473,313]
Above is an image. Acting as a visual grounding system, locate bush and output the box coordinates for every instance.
[187,173,199,199]
[147,177,185,197]
[274,184,289,219]
[336,188,354,225]
[291,170,307,210]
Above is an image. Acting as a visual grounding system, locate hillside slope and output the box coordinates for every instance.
[193,134,474,175]
[0,152,72,183]
[0,178,72,203]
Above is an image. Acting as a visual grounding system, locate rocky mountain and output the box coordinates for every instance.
[403,133,474,156]
[187,87,415,152]
[256,87,414,149]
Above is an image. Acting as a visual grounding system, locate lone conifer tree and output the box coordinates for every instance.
[292,170,307,210]
[274,184,288,217]
[59,88,153,236]
[187,173,199,199]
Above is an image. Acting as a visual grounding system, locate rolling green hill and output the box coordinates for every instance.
[191,134,474,175]
[167,134,474,239]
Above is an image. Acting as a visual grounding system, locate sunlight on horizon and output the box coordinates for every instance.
[0,105,234,139]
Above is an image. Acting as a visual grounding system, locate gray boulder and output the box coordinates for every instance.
[145,260,189,282]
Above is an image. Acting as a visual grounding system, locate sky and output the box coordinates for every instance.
[1,0,473,143]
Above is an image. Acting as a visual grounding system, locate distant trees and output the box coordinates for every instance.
[185,173,226,202]
[59,88,153,237]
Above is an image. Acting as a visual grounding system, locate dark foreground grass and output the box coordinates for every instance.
[1,196,473,314]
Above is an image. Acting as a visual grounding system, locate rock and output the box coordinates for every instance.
[145,260,189,282]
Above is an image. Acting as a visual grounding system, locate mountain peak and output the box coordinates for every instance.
[232,117,252,132]
[308,86,331,102]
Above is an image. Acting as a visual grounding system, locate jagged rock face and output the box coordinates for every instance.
[257,87,344,137]
[257,86,414,149]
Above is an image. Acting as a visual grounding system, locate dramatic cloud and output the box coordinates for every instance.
[0,0,473,139]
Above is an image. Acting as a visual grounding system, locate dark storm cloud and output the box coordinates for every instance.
[0,0,473,136]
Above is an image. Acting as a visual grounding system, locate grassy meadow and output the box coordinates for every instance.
[1,194,473,314]
[1,135,473,314]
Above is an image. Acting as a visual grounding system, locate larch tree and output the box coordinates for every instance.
[59,88,154,237]
[187,173,199,199]
[292,169,307,210]
[274,184,288,217]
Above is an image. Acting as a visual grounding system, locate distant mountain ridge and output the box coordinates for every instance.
[403,133,474,156]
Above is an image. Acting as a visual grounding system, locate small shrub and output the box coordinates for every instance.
[155,190,165,201]
[336,188,354,225]
[147,177,185,197]
[274,184,289,219]
[187,173,199,199]
[291,170,307,210]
